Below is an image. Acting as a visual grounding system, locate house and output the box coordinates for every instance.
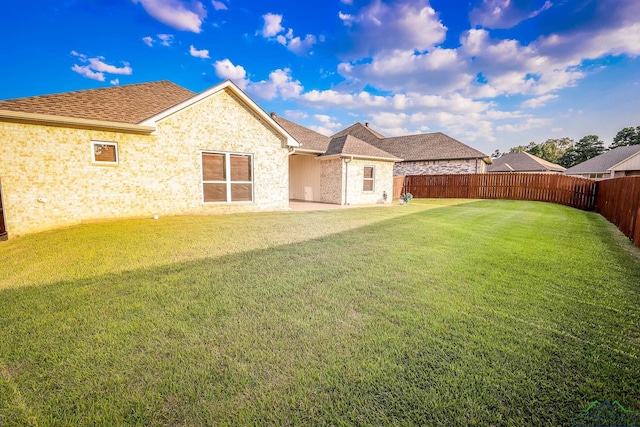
[272,115,400,204]
[0,80,299,238]
[331,122,491,175]
[486,151,565,174]
[564,145,640,179]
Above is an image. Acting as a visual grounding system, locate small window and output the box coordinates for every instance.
[363,166,374,191]
[202,151,253,203]
[92,142,118,164]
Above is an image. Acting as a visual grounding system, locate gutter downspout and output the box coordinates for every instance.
[343,156,353,205]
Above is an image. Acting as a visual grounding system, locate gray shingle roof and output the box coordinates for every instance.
[0,81,195,124]
[373,132,488,161]
[272,115,330,152]
[331,122,386,145]
[564,145,640,174]
[487,151,565,172]
[320,135,400,160]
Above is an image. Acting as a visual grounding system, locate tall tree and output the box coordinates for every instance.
[573,135,606,165]
[528,138,574,164]
[611,126,640,148]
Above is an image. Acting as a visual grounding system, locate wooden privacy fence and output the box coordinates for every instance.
[596,176,640,248]
[394,173,597,211]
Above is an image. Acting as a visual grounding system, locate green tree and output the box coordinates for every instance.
[558,147,578,168]
[573,135,606,165]
[528,138,574,164]
[611,126,640,148]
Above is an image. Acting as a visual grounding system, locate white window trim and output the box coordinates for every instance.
[201,150,254,204]
[91,141,119,165]
[363,165,375,192]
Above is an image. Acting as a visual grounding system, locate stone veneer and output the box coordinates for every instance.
[319,157,395,205]
[394,159,487,176]
[0,89,290,238]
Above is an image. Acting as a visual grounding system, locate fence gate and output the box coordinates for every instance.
[0,179,7,241]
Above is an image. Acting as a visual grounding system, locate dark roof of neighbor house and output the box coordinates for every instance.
[332,123,489,162]
[271,114,330,152]
[0,81,195,124]
[564,145,640,174]
[487,151,565,172]
[320,135,400,160]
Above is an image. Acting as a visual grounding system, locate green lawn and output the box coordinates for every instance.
[0,200,638,426]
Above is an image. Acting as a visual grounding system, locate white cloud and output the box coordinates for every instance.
[189,45,210,59]
[521,94,559,109]
[142,36,154,47]
[284,110,308,120]
[87,57,133,75]
[157,33,174,46]
[110,78,120,85]
[71,52,132,82]
[211,0,227,10]
[261,13,284,37]
[213,59,248,88]
[497,118,552,132]
[248,68,303,100]
[260,13,316,55]
[71,64,105,82]
[132,0,207,33]
[470,0,553,29]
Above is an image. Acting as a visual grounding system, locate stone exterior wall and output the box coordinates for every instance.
[0,89,290,238]
[394,159,486,176]
[319,158,343,204]
[345,159,394,205]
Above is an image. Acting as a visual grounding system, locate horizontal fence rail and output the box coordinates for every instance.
[596,176,640,248]
[396,173,597,211]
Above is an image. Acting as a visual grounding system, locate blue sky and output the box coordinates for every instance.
[2,0,640,154]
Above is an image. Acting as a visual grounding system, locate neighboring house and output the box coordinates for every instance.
[0,80,298,238]
[272,115,400,205]
[332,122,491,175]
[564,145,640,179]
[486,151,565,174]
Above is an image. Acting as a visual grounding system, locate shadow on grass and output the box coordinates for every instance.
[0,201,638,425]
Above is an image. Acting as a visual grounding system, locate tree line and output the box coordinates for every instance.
[492,126,640,168]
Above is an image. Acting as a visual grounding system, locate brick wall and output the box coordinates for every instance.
[320,158,343,204]
[345,159,394,205]
[394,159,485,176]
[0,88,290,237]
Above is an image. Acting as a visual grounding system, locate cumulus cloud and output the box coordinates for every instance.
[110,78,120,85]
[260,13,317,55]
[211,0,227,10]
[261,13,284,37]
[284,110,308,120]
[340,0,446,59]
[249,69,303,100]
[142,36,154,47]
[157,33,174,46]
[213,59,248,88]
[71,52,132,82]
[189,45,210,58]
[132,0,207,33]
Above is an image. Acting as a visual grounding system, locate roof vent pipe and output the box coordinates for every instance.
[270,112,278,118]
[365,122,369,127]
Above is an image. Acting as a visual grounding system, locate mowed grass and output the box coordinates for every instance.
[0,200,638,426]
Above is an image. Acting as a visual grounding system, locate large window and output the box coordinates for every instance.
[363,166,375,191]
[92,141,118,164]
[202,152,253,203]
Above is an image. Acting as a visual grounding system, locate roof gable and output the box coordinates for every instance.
[487,151,565,172]
[319,135,400,161]
[564,145,640,174]
[0,81,194,125]
[331,122,385,145]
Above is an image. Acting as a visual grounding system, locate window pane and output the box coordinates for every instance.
[231,184,252,201]
[94,144,117,162]
[363,180,373,191]
[230,155,251,182]
[203,183,227,202]
[364,167,373,179]
[202,153,225,181]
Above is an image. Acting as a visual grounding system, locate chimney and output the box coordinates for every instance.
[365,122,369,127]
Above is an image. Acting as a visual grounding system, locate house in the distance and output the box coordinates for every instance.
[486,151,565,174]
[564,145,640,179]
[332,122,491,175]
